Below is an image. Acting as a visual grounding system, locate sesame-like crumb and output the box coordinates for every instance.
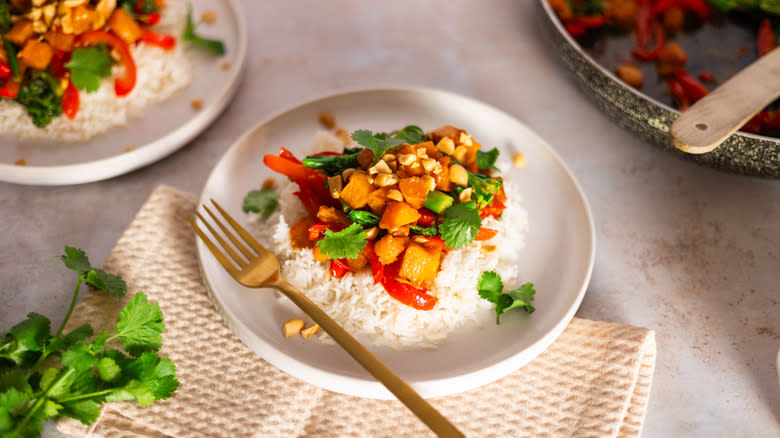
[221,61,231,71]
[125,146,136,152]
[14,158,26,166]
[318,112,336,129]
[201,10,217,24]
[191,99,203,110]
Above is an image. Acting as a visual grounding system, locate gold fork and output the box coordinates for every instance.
[190,199,465,438]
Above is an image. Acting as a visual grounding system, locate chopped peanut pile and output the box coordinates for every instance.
[283,319,305,338]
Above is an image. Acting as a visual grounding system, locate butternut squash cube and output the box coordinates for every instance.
[44,30,75,52]
[378,201,419,230]
[398,177,430,209]
[399,243,442,285]
[5,20,35,46]
[71,5,98,35]
[339,173,374,209]
[367,187,389,215]
[374,234,409,265]
[289,216,315,250]
[107,8,142,44]
[18,40,54,71]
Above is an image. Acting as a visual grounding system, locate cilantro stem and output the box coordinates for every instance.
[57,389,112,403]
[14,368,76,436]
[56,277,83,338]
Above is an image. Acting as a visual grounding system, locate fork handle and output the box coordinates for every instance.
[271,279,465,438]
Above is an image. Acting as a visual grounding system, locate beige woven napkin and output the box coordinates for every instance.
[57,185,656,438]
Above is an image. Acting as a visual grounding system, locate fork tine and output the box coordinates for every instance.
[202,206,254,261]
[188,217,240,277]
[196,211,248,267]
[210,199,267,254]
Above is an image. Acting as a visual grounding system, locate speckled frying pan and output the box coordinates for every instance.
[537,0,780,177]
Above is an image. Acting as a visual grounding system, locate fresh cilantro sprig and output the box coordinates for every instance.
[0,246,177,437]
[316,223,368,260]
[476,147,500,172]
[184,3,226,56]
[439,201,482,249]
[242,188,279,219]
[351,130,405,164]
[391,125,428,144]
[65,46,113,93]
[477,271,536,324]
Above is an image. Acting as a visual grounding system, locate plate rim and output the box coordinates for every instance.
[0,0,248,186]
[196,86,597,399]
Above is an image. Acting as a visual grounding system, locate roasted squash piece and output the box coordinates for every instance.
[428,125,463,144]
[312,246,329,262]
[5,20,35,46]
[374,234,409,265]
[71,5,98,35]
[435,156,453,192]
[339,173,374,209]
[398,177,429,209]
[44,30,75,52]
[18,40,54,71]
[346,251,369,271]
[378,201,419,230]
[289,216,315,250]
[399,243,442,285]
[107,8,142,44]
[367,187,389,215]
[316,205,350,226]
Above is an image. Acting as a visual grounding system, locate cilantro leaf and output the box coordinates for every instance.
[391,125,428,144]
[476,147,500,172]
[439,201,481,249]
[315,223,368,260]
[47,324,94,356]
[477,271,536,323]
[351,130,405,164]
[106,380,156,407]
[0,313,51,366]
[60,246,92,275]
[184,3,226,56]
[97,357,121,382]
[115,292,164,356]
[124,352,178,400]
[61,343,97,372]
[85,269,127,297]
[66,46,113,93]
[60,400,100,425]
[242,188,279,219]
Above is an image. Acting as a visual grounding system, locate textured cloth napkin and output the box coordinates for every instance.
[57,185,656,438]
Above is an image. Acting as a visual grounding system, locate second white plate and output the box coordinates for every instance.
[197,87,596,399]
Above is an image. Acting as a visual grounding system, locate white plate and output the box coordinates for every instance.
[0,0,246,186]
[197,87,596,399]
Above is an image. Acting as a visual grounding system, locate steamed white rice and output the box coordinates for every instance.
[251,134,529,349]
[0,0,191,142]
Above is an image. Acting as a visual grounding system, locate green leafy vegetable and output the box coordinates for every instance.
[0,247,177,437]
[351,130,405,164]
[477,271,536,324]
[15,70,63,128]
[316,223,368,260]
[66,46,113,93]
[476,147,500,172]
[0,0,11,33]
[348,210,380,227]
[707,0,780,14]
[136,0,159,14]
[391,125,428,144]
[410,225,438,237]
[342,146,363,155]
[242,188,279,219]
[183,3,226,56]
[468,172,503,208]
[302,153,360,176]
[439,201,482,249]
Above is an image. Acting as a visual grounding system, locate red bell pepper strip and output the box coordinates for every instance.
[0,79,20,99]
[480,198,506,220]
[279,147,302,164]
[365,242,384,285]
[674,71,709,102]
[62,80,79,119]
[264,154,314,180]
[139,29,175,50]
[667,77,690,110]
[330,259,350,279]
[632,20,666,61]
[48,50,71,78]
[0,61,10,80]
[652,0,710,22]
[137,12,161,26]
[311,151,342,156]
[571,16,607,29]
[380,260,437,311]
[77,31,136,97]
[740,113,764,133]
[264,149,340,217]
[758,18,776,57]
[416,208,436,227]
[307,221,345,241]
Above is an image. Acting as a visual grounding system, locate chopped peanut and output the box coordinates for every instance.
[512,152,527,168]
[458,132,473,146]
[334,127,350,143]
[398,153,416,166]
[480,245,497,254]
[318,112,336,129]
[386,189,403,202]
[262,177,276,190]
[452,145,467,163]
[374,173,398,187]
[201,9,217,24]
[436,137,455,155]
[191,99,204,110]
[283,319,305,338]
[449,164,468,187]
[301,324,320,340]
[458,187,473,203]
[369,159,391,175]
[14,158,26,166]
[221,61,231,71]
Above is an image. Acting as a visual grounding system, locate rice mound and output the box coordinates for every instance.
[251,135,529,349]
[0,0,191,142]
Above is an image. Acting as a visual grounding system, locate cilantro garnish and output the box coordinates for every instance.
[0,247,177,436]
[242,188,279,219]
[391,125,428,144]
[315,223,368,260]
[351,130,405,164]
[477,271,536,324]
[476,147,500,172]
[66,46,113,93]
[184,3,226,56]
[439,201,481,249]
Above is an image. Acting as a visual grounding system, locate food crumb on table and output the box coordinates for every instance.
[201,10,217,24]
[319,112,336,129]
[125,146,136,152]
[283,319,305,338]
[14,158,26,166]
[301,324,320,340]
[191,99,204,110]
[221,61,231,71]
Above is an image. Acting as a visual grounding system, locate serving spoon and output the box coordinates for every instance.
[671,46,780,154]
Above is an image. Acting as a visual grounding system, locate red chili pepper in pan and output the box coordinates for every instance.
[667,77,690,110]
[698,71,715,82]
[740,113,764,134]
[571,16,607,29]
[651,0,710,22]
[674,71,709,103]
[632,20,666,61]
[564,22,586,39]
[757,18,776,57]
